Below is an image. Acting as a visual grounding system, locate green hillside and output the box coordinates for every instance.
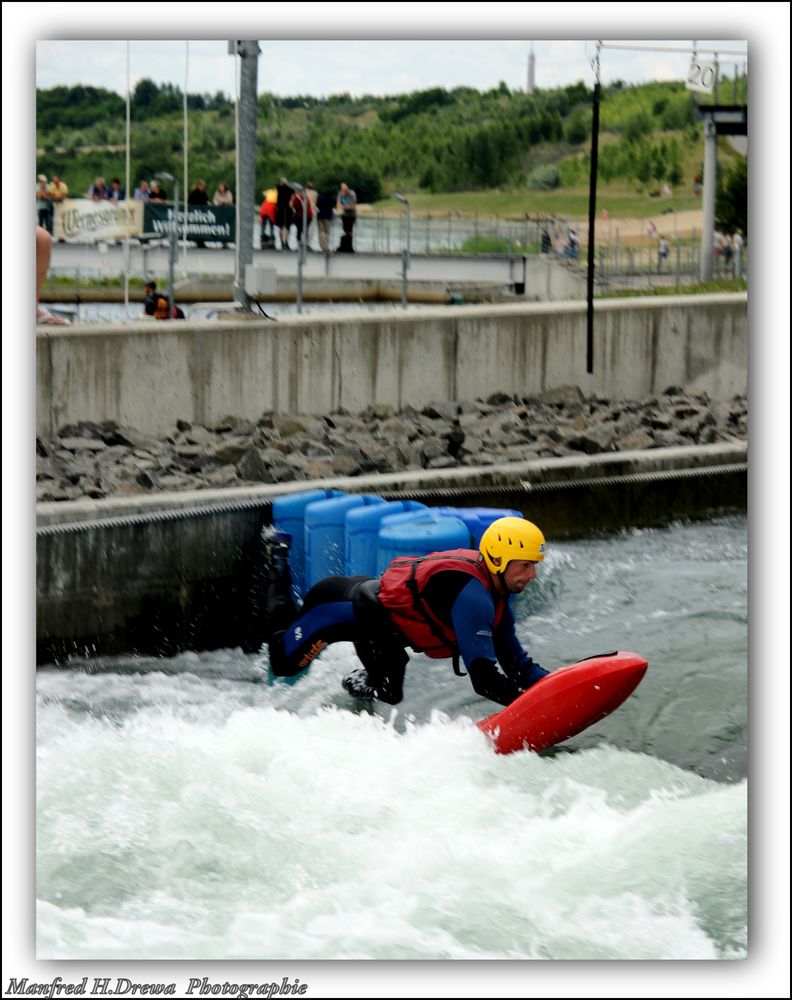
[36,76,747,219]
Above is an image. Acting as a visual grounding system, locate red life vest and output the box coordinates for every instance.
[378,549,507,660]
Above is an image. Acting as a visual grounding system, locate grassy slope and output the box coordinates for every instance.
[37,79,745,230]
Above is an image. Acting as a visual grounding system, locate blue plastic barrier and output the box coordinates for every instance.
[376,510,470,574]
[345,500,426,577]
[272,489,345,596]
[304,494,385,590]
[433,506,524,547]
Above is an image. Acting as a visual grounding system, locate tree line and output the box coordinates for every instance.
[37,76,745,229]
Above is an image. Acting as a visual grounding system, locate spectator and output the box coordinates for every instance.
[316,189,335,254]
[36,175,53,233]
[540,229,552,254]
[133,180,150,201]
[188,180,210,246]
[212,183,233,247]
[713,230,724,265]
[722,234,734,270]
[88,176,109,201]
[143,280,158,316]
[336,181,357,253]
[36,225,70,325]
[153,294,185,320]
[259,187,277,248]
[305,181,318,248]
[149,181,167,202]
[567,229,580,261]
[275,178,293,250]
[47,175,69,240]
[289,187,314,248]
[657,236,670,270]
[732,229,745,278]
[213,182,233,206]
[555,235,566,259]
[48,175,69,204]
[188,179,209,205]
[108,177,125,202]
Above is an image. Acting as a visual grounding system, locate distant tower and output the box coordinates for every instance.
[527,44,535,93]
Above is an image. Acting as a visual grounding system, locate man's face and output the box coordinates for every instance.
[501,559,538,594]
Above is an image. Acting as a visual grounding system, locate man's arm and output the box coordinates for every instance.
[493,604,549,690]
[450,580,546,706]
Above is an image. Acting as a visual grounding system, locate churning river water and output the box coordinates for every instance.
[36,516,747,961]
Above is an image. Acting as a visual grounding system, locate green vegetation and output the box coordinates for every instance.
[601,278,747,298]
[455,237,523,255]
[37,76,747,229]
[716,158,748,237]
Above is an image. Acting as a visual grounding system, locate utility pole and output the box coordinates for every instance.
[156,171,178,319]
[231,40,259,311]
[700,117,717,282]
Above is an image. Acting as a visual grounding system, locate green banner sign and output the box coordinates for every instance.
[143,203,236,243]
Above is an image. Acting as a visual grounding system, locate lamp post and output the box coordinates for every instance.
[288,180,307,314]
[393,193,411,308]
[156,171,179,319]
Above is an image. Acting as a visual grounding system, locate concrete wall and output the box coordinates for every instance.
[37,294,747,438]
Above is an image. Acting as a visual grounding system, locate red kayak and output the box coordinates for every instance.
[477,650,648,755]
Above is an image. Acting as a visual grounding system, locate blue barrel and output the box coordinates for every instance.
[304,494,385,590]
[272,489,346,597]
[345,500,426,578]
[433,507,524,547]
[376,511,470,574]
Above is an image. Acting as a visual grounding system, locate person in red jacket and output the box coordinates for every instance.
[256,517,548,706]
[259,187,277,248]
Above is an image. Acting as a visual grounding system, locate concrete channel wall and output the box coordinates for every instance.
[37,444,747,664]
[37,294,747,438]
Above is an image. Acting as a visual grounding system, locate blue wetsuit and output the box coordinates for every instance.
[268,571,547,707]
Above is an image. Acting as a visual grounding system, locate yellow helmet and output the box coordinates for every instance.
[479,516,545,574]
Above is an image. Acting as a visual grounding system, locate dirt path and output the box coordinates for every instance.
[590,209,704,246]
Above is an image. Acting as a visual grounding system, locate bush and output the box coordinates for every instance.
[526,163,560,190]
[624,111,652,142]
[716,158,747,236]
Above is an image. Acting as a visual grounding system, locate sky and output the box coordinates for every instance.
[34,38,748,101]
[4,4,792,1000]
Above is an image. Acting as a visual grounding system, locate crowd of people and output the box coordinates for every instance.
[539,224,580,262]
[259,179,357,253]
[37,169,358,254]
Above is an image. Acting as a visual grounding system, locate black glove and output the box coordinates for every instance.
[467,658,524,707]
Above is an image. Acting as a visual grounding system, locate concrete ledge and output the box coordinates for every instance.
[37,294,747,438]
[37,445,746,664]
[36,443,747,529]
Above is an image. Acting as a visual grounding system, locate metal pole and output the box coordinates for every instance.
[166,182,179,319]
[156,171,178,319]
[234,40,259,311]
[393,194,410,307]
[700,118,716,282]
[586,76,601,374]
